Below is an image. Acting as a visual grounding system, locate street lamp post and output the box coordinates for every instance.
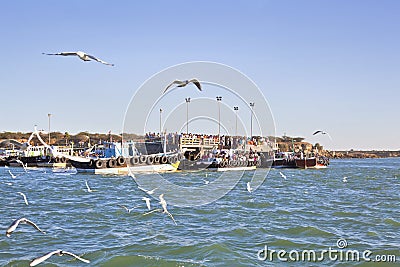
[216,96,222,143]
[234,106,239,136]
[159,108,163,134]
[185,98,191,134]
[250,102,255,138]
[47,113,52,144]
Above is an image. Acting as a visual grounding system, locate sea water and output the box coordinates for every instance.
[0,158,399,266]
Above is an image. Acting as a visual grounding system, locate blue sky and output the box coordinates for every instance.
[0,0,399,150]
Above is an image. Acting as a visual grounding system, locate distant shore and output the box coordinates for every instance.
[0,131,398,159]
[323,150,400,159]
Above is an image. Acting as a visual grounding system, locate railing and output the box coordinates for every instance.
[180,137,219,147]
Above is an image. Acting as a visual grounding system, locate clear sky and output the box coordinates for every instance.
[0,0,399,150]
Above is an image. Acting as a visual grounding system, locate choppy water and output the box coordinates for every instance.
[1,158,399,266]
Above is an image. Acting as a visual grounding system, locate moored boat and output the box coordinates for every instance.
[295,156,329,169]
[178,134,263,171]
[68,141,181,174]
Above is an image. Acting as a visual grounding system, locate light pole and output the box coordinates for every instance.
[185,98,191,134]
[47,113,52,144]
[250,102,255,138]
[159,108,163,134]
[234,106,239,136]
[216,96,222,141]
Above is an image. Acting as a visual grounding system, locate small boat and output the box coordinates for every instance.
[68,142,181,175]
[295,156,329,169]
[272,152,297,168]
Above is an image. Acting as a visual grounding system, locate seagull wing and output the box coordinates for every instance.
[6,218,22,237]
[61,251,90,263]
[30,250,62,266]
[85,180,91,191]
[86,54,114,66]
[145,199,151,210]
[18,192,29,205]
[189,79,202,91]
[118,204,129,212]
[23,218,46,234]
[313,130,322,135]
[143,208,161,216]
[163,80,184,94]
[246,182,252,192]
[165,211,177,225]
[8,170,16,178]
[42,52,78,56]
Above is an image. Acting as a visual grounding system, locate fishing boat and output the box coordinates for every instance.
[178,134,262,171]
[295,156,329,169]
[68,141,181,175]
[272,152,297,168]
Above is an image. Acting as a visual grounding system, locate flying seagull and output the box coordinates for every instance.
[6,218,46,237]
[159,194,177,225]
[15,159,28,172]
[313,130,327,135]
[313,130,332,141]
[142,197,151,210]
[85,180,96,193]
[163,79,202,94]
[138,186,157,195]
[43,51,114,66]
[279,171,287,180]
[8,170,16,179]
[246,182,253,193]
[118,204,135,213]
[17,192,29,205]
[30,250,90,266]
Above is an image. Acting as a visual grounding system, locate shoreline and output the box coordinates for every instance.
[322,150,400,159]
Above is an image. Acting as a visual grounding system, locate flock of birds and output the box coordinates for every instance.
[3,165,182,265]
[3,50,337,265]
[3,162,351,265]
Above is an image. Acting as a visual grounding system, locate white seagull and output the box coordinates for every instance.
[17,192,29,205]
[279,171,287,180]
[15,159,27,172]
[313,130,333,140]
[43,51,114,66]
[142,197,151,210]
[159,194,177,225]
[163,79,202,94]
[8,170,17,179]
[6,218,46,237]
[85,180,95,193]
[118,204,135,213]
[246,182,253,193]
[30,250,90,266]
[138,186,158,195]
[343,177,348,183]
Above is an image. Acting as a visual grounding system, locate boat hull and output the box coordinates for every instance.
[76,164,178,175]
[295,158,328,169]
[207,166,256,172]
[69,156,180,175]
